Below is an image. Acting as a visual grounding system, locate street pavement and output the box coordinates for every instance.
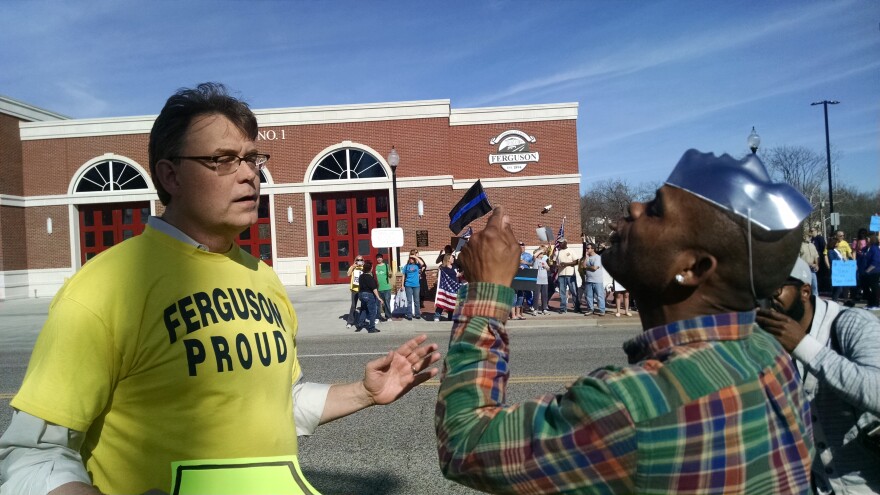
[0,284,640,494]
[3,286,876,493]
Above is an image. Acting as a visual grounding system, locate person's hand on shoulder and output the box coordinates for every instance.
[755,308,806,353]
[458,207,519,286]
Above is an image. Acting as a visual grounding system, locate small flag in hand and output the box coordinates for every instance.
[554,216,566,250]
[449,180,492,234]
[434,268,462,312]
[453,226,472,254]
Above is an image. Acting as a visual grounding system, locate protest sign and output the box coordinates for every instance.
[536,226,553,242]
[171,455,320,495]
[370,227,404,248]
[831,260,857,287]
[511,268,538,291]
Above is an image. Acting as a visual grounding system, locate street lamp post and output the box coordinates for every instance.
[748,127,761,154]
[388,147,401,271]
[811,100,839,229]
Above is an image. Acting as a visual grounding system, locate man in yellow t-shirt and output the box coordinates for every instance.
[0,83,440,495]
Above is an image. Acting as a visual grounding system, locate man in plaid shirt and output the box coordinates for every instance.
[436,150,815,494]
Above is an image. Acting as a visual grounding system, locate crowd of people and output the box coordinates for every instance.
[809,227,880,309]
[344,234,640,328]
[508,236,634,319]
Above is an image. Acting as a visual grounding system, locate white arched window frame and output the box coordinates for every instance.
[306,143,389,182]
[69,154,153,195]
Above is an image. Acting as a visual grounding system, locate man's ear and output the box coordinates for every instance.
[800,283,812,302]
[673,250,717,287]
[154,159,181,198]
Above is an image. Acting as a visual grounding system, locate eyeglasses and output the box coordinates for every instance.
[171,153,270,176]
[773,280,804,296]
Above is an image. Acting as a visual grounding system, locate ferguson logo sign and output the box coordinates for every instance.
[488,130,539,173]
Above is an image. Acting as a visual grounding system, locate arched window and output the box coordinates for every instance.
[311,148,387,181]
[74,160,149,192]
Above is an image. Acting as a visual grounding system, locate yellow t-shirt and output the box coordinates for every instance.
[349,268,363,292]
[11,226,301,494]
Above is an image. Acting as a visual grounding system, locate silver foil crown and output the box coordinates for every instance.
[665,149,812,231]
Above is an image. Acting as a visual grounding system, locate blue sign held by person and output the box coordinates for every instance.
[831,260,857,287]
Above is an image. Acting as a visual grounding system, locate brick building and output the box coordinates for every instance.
[0,96,580,300]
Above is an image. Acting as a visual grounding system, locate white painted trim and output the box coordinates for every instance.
[450,103,578,126]
[0,191,160,207]
[268,192,278,267]
[303,141,393,183]
[17,100,579,140]
[20,114,157,140]
[274,257,311,286]
[256,100,451,127]
[303,195,315,282]
[17,100,452,140]
[452,174,581,189]
[68,153,155,195]
[0,95,68,122]
[0,267,74,300]
[0,194,26,207]
[260,166,275,185]
[68,203,80,272]
[0,173,579,208]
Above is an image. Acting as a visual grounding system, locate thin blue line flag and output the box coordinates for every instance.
[449,180,492,234]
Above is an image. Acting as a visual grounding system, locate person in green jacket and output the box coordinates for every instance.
[375,253,393,321]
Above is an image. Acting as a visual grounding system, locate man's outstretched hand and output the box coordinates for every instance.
[363,334,441,405]
[458,206,520,286]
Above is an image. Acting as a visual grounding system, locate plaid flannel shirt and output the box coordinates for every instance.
[436,282,813,494]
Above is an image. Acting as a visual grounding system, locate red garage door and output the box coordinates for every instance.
[235,195,273,265]
[312,190,391,284]
[79,202,150,263]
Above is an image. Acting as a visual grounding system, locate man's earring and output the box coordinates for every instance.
[675,274,685,284]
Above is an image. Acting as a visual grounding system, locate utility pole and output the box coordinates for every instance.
[811,100,839,229]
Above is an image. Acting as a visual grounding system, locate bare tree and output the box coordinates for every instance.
[580,179,638,241]
[762,145,842,236]
[831,185,880,239]
[763,146,829,195]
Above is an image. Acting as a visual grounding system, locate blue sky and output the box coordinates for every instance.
[2,0,877,193]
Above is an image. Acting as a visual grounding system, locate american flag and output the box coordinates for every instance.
[434,268,461,312]
[554,216,566,250]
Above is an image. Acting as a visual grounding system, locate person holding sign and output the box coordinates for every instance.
[0,83,440,495]
[346,255,365,329]
[436,150,814,494]
[828,230,856,303]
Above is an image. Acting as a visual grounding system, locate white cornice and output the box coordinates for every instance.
[18,99,579,141]
[451,174,581,188]
[449,102,578,126]
[0,96,69,122]
[255,100,451,126]
[19,114,157,140]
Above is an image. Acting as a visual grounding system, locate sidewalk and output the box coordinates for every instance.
[286,284,636,337]
[3,285,877,343]
[0,285,637,347]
